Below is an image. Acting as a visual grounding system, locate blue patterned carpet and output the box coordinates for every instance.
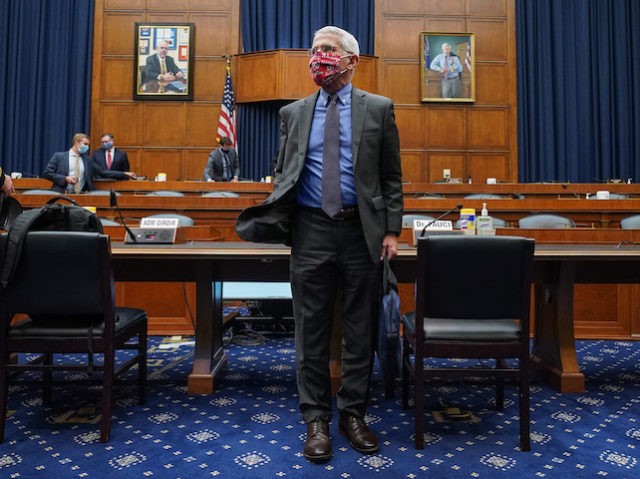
[2,335,640,478]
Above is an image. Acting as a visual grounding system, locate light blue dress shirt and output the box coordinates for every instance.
[297,83,357,208]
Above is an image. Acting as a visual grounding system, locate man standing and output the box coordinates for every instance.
[44,133,134,193]
[430,43,463,98]
[203,137,239,182]
[236,26,403,462]
[92,133,131,172]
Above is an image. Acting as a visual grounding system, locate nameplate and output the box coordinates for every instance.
[140,217,180,228]
[412,219,454,245]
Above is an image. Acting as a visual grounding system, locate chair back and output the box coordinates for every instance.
[415,235,534,322]
[20,189,61,195]
[145,191,185,197]
[518,214,575,229]
[620,215,640,229]
[463,193,505,200]
[202,191,240,198]
[1,231,112,317]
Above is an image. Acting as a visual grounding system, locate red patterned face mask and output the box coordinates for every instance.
[308,51,346,88]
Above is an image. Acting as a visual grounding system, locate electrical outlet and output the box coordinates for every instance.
[443,169,451,179]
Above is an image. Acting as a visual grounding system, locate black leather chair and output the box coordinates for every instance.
[401,235,534,451]
[0,231,147,443]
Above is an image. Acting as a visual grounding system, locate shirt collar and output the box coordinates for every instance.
[320,82,352,107]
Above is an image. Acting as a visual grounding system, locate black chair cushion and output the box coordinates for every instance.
[9,307,146,338]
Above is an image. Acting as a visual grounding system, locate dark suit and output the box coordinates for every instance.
[203,148,239,181]
[92,148,130,172]
[144,54,182,84]
[236,86,403,423]
[43,151,129,193]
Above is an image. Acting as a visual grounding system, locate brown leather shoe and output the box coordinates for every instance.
[303,418,332,462]
[338,414,379,454]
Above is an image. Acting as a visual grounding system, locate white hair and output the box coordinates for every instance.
[314,26,360,56]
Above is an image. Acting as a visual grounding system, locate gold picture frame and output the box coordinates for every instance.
[421,32,475,103]
[133,23,194,100]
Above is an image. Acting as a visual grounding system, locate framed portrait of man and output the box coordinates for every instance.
[133,23,194,101]
[421,32,475,103]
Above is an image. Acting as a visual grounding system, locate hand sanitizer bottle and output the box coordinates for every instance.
[476,203,495,236]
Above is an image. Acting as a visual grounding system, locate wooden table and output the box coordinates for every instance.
[110,240,640,394]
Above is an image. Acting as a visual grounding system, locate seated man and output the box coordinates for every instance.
[43,133,135,193]
[144,40,185,92]
[203,137,239,182]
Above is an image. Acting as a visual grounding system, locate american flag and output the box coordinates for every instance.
[464,41,472,72]
[423,36,431,69]
[217,60,237,148]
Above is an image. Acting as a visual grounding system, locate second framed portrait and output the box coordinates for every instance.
[134,23,194,100]
[421,32,475,103]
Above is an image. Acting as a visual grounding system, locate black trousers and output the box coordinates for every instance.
[291,207,380,423]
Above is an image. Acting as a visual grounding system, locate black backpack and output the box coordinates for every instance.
[1,196,103,289]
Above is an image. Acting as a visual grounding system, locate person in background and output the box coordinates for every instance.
[203,137,239,182]
[429,42,463,98]
[235,25,403,462]
[43,133,135,193]
[0,167,14,197]
[92,133,131,172]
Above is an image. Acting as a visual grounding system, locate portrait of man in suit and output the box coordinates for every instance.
[236,26,403,462]
[135,24,193,99]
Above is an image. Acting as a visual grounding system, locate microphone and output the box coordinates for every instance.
[420,203,463,237]
[561,184,580,199]
[110,190,137,243]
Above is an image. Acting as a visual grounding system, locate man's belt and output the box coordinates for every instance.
[300,205,360,221]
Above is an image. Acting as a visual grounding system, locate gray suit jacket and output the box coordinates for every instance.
[43,151,129,193]
[203,148,240,181]
[236,86,403,263]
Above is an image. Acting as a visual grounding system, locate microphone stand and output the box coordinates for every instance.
[110,190,137,243]
[420,203,463,237]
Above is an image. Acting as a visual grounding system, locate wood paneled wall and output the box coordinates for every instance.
[93,0,515,184]
[375,0,517,184]
[90,0,241,182]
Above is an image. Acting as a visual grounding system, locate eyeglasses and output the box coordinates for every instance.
[307,44,342,57]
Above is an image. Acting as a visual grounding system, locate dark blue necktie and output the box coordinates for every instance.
[322,94,341,217]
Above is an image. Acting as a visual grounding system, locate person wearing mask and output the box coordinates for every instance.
[92,133,131,172]
[203,137,239,182]
[235,26,403,462]
[44,133,135,193]
[429,43,463,98]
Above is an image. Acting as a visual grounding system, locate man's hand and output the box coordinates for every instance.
[66,176,77,185]
[124,172,136,179]
[380,234,398,260]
